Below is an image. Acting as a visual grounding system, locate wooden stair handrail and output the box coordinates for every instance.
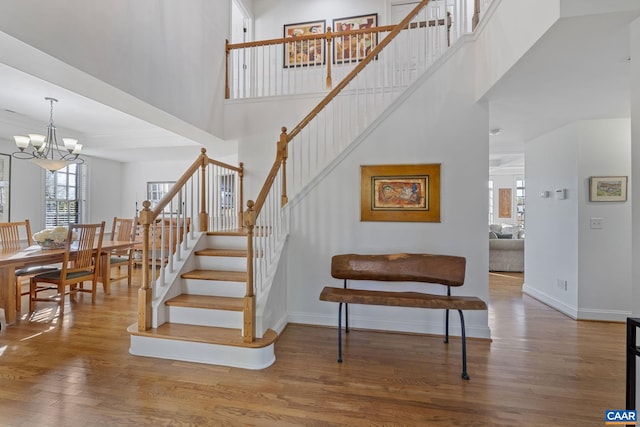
[246,0,430,220]
[225,16,446,52]
[286,0,429,142]
[142,148,243,223]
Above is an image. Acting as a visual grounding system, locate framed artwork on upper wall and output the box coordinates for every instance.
[0,153,10,222]
[589,176,628,202]
[283,20,326,68]
[360,163,440,222]
[333,13,378,64]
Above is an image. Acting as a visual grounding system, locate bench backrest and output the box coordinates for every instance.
[331,253,466,287]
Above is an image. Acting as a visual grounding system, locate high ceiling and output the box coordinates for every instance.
[0,61,210,163]
[486,10,637,175]
[0,5,637,168]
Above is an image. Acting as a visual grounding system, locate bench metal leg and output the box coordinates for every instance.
[337,302,343,363]
[458,309,470,380]
[445,309,450,343]
[444,286,451,343]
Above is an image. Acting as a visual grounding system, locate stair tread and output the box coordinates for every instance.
[128,323,278,348]
[207,228,247,236]
[181,269,247,282]
[195,248,247,257]
[166,294,244,311]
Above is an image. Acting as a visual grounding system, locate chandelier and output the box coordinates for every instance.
[12,97,84,172]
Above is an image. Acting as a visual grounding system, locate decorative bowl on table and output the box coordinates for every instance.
[33,227,76,250]
[36,239,67,249]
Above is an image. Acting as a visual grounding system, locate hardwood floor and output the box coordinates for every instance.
[0,271,625,426]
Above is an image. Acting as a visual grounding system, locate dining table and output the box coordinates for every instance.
[0,240,135,327]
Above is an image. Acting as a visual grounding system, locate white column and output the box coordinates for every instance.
[631,17,640,316]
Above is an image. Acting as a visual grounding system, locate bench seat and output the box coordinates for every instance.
[319,287,487,310]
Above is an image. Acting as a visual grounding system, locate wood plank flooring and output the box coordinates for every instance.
[0,271,626,426]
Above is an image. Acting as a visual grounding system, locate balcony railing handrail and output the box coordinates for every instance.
[145,149,243,222]
[225,0,448,100]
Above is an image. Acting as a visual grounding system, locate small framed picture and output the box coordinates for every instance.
[283,20,326,68]
[589,176,628,202]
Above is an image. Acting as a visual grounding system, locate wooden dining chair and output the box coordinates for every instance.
[29,222,105,312]
[0,220,58,312]
[109,217,136,287]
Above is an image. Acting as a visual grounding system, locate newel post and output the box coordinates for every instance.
[325,27,333,89]
[243,200,256,342]
[138,200,153,331]
[279,127,289,206]
[199,148,209,232]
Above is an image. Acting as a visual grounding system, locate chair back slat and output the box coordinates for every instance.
[112,217,135,241]
[0,220,34,251]
[63,222,105,275]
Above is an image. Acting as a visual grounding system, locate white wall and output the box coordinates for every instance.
[225,94,324,200]
[0,139,44,230]
[524,119,632,321]
[284,40,491,339]
[0,0,229,138]
[577,119,632,320]
[630,14,640,410]
[475,0,561,100]
[86,157,125,227]
[631,16,640,317]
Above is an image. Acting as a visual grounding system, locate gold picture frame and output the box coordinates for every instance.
[361,164,440,222]
[589,176,628,202]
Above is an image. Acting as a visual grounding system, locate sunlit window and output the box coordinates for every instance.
[45,164,86,227]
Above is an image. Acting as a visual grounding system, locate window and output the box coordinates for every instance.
[515,178,525,226]
[488,180,494,224]
[45,164,86,227]
[147,181,175,213]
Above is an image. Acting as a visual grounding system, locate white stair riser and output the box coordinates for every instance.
[195,256,247,271]
[129,335,275,369]
[182,279,246,297]
[168,306,243,329]
[207,235,247,250]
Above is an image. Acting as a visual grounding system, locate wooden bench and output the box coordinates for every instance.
[319,253,487,380]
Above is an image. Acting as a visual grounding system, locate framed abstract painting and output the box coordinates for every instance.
[361,163,440,222]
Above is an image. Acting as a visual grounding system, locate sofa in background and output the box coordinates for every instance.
[489,224,524,272]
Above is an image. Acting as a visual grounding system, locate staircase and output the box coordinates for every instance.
[130,0,483,369]
[128,229,277,369]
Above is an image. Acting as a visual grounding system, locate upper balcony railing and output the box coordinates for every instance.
[226,0,493,101]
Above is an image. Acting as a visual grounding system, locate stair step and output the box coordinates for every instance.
[181,269,247,282]
[207,228,247,236]
[195,248,247,257]
[166,294,244,311]
[206,227,270,237]
[128,323,278,349]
